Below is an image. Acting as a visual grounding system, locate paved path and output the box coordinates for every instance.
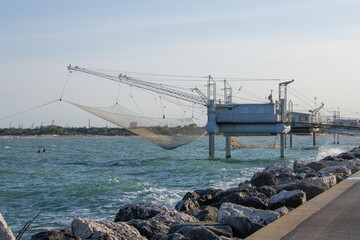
[246,171,360,240]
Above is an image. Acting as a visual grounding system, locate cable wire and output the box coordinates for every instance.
[0,99,61,121]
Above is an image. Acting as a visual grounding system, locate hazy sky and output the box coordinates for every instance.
[1,0,360,128]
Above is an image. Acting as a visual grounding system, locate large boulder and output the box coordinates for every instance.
[275,175,337,200]
[114,203,168,222]
[350,147,360,158]
[162,233,190,240]
[265,164,293,175]
[194,189,223,201]
[269,190,306,210]
[250,171,279,187]
[319,165,352,183]
[127,219,169,240]
[193,188,223,206]
[0,214,15,240]
[213,187,249,203]
[31,230,80,240]
[217,202,279,238]
[306,162,327,172]
[151,209,199,227]
[212,192,247,209]
[337,151,355,160]
[175,192,201,215]
[71,217,146,240]
[212,191,269,210]
[169,222,233,239]
[195,206,219,222]
[320,166,352,178]
[256,186,277,198]
[238,192,270,210]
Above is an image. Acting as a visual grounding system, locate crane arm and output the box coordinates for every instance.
[67,65,208,105]
[309,103,324,115]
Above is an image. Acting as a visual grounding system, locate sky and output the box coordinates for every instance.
[1,0,360,128]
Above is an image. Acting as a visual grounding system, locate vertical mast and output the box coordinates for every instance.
[278,80,294,158]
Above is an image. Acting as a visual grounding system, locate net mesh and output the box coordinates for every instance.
[69,102,206,150]
[230,137,279,149]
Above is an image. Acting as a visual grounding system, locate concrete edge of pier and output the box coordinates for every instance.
[245,170,360,240]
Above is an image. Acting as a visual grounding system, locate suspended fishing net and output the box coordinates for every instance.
[230,137,279,149]
[68,101,206,150]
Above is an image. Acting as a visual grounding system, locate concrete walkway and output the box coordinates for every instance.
[246,170,360,240]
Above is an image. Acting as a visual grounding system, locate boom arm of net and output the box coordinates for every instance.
[67,65,208,105]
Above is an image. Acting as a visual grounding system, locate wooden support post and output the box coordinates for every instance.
[209,133,215,158]
[333,133,336,144]
[337,134,340,144]
[280,133,285,158]
[225,136,231,158]
[284,133,287,149]
[313,131,316,146]
[290,132,293,148]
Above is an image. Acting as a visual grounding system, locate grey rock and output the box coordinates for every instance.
[0,213,15,240]
[31,230,80,240]
[250,170,279,187]
[320,166,352,178]
[71,217,145,240]
[239,192,270,210]
[172,225,225,240]
[265,164,293,175]
[127,219,169,240]
[194,188,223,206]
[293,160,308,170]
[114,203,168,222]
[213,191,269,210]
[195,206,219,222]
[212,192,247,209]
[276,172,299,185]
[175,192,201,215]
[236,183,257,194]
[217,202,279,238]
[294,166,315,174]
[305,173,319,178]
[337,151,355,160]
[213,187,248,204]
[169,222,233,238]
[256,186,277,198]
[306,161,327,172]
[275,175,337,200]
[274,206,289,217]
[321,159,360,170]
[351,148,360,158]
[269,190,306,210]
[323,155,337,161]
[194,188,223,199]
[151,209,198,227]
[162,233,190,240]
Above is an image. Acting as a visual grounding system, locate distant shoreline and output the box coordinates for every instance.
[0,133,351,140]
[0,135,142,139]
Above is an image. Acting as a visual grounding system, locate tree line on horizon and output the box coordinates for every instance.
[0,124,206,136]
[0,125,135,136]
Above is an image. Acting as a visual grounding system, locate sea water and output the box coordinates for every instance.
[0,135,358,239]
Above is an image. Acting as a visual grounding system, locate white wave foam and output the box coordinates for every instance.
[212,177,245,190]
[316,145,345,160]
[107,178,120,183]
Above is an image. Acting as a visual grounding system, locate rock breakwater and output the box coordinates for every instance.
[17,146,360,239]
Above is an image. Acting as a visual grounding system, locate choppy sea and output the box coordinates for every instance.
[0,135,358,239]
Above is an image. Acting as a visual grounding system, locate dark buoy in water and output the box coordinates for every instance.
[37,149,41,153]
[43,148,45,152]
